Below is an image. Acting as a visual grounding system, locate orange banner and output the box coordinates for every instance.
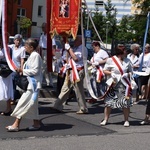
[50,0,81,39]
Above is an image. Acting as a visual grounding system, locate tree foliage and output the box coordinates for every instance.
[133,0,150,15]
[17,17,32,29]
[84,0,149,45]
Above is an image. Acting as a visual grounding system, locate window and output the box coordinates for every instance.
[38,6,43,17]
[95,0,103,6]
[17,8,26,17]
[18,0,22,5]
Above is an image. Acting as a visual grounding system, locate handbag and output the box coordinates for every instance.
[15,75,29,90]
[0,61,13,78]
[130,76,138,90]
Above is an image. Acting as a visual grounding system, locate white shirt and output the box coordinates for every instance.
[39,33,56,49]
[91,49,109,68]
[104,56,132,75]
[9,44,26,68]
[127,53,139,71]
[138,53,150,69]
[72,45,88,68]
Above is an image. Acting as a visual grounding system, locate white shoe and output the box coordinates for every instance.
[100,120,107,126]
[76,109,89,114]
[124,121,130,127]
[140,120,149,125]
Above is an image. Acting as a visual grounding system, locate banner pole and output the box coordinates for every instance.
[139,12,150,72]
[47,0,52,72]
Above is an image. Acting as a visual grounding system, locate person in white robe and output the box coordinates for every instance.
[6,38,43,132]
[0,35,14,116]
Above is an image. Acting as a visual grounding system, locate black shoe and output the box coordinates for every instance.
[26,126,41,131]
[0,110,12,116]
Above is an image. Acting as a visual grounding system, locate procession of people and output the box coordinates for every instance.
[0,22,150,132]
[0,31,150,132]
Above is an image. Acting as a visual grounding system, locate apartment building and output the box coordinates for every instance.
[31,0,46,38]
[7,0,33,37]
[86,0,132,21]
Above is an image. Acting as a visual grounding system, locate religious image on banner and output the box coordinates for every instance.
[50,0,81,39]
[59,0,70,18]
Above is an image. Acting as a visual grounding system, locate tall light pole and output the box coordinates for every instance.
[106,21,110,49]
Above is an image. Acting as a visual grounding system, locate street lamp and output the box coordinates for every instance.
[106,21,110,49]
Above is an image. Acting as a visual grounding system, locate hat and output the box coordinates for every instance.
[14,34,22,40]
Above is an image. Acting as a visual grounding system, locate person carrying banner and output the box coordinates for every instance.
[100,44,133,127]
[53,35,88,114]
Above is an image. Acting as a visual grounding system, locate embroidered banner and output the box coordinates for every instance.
[50,0,81,39]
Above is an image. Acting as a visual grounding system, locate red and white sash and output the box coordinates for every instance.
[59,65,67,77]
[69,58,80,83]
[112,56,132,98]
[96,66,104,82]
[91,57,104,82]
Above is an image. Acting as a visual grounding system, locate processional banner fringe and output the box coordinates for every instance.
[50,0,81,39]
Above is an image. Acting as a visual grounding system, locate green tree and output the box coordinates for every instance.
[104,0,117,42]
[114,14,147,45]
[88,10,105,40]
[17,17,32,37]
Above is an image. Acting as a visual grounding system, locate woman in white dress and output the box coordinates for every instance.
[6,38,43,132]
[100,45,133,127]
[0,36,14,115]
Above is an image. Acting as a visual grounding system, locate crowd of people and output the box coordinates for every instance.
[52,38,150,127]
[0,23,150,132]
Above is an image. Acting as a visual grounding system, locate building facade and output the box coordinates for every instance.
[86,0,132,21]
[7,0,33,37]
[31,0,46,38]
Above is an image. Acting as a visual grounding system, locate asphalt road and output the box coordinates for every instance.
[0,90,150,150]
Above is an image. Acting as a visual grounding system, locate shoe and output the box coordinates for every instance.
[100,120,107,126]
[46,84,53,88]
[140,120,150,125]
[133,101,139,105]
[76,109,88,114]
[26,126,41,131]
[87,98,97,104]
[50,107,63,113]
[6,126,19,132]
[10,101,17,105]
[124,121,130,127]
[0,110,12,116]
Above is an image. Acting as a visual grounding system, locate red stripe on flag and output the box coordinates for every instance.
[2,0,17,71]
